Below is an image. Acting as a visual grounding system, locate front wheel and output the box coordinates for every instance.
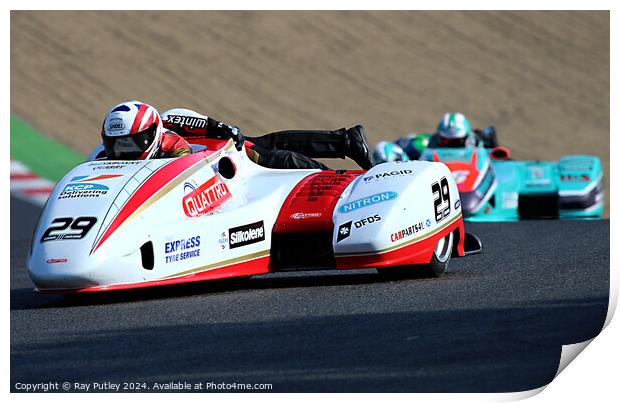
[378,231,454,279]
[426,231,453,277]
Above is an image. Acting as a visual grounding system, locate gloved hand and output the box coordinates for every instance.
[207,118,245,150]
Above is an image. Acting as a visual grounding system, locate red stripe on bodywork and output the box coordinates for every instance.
[40,255,271,294]
[92,152,207,253]
[75,174,123,182]
[442,161,480,192]
[130,104,148,133]
[336,215,465,269]
[273,171,362,233]
[470,148,478,165]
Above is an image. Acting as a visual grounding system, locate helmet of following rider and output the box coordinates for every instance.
[372,141,410,164]
[436,112,472,147]
[395,133,430,160]
[101,101,163,160]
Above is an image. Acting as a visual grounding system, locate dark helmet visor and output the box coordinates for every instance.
[103,124,157,160]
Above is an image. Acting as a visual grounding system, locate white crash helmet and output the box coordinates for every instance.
[101,101,163,160]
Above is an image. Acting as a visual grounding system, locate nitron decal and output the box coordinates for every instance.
[337,192,398,214]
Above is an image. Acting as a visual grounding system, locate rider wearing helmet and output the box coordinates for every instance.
[101,101,192,160]
[372,141,410,163]
[100,101,373,170]
[395,133,430,160]
[429,112,476,148]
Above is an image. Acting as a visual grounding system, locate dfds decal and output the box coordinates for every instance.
[183,176,231,217]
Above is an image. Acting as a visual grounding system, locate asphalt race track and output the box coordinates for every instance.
[10,195,609,392]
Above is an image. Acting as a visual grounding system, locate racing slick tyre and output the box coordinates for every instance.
[378,231,453,279]
[426,231,453,277]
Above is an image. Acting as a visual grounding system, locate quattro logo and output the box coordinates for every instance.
[337,192,398,214]
[183,177,231,217]
[229,221,265,249]
[363,169,413,183]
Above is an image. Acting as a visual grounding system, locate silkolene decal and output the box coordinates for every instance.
[228,221,265,249]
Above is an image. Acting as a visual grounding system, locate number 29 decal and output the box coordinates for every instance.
[432,177,451,223]
[41,217,97,242]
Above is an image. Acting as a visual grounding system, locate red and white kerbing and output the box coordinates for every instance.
[10,160,54,206]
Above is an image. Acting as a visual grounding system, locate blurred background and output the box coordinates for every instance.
[10,11,609,214]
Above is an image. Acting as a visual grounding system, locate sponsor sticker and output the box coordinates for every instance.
[528,166,544,178]
[183,176,231,217]
[561,165,592,171]
[229,221,265,249]
[88,160,141,170]
[452,170,470,185]
[58,174,123,199]
[560,174,590,182]
[107,118,126,133]
[305,174,352,202]
[337,221,352,242]
[363,169,413,183]
[337,191,398,214]
[454,199,461,210]
[354,214,381,229]
[290,212,322,220]
[164,235,201,264]
[390,219,431,243]
[46,258,68,264]
[336,214,382,243]
[218,231,229,250]
[166,115,207,129]
[501,192,519,209]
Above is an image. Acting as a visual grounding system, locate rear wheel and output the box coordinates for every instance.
[378,231,454,279]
